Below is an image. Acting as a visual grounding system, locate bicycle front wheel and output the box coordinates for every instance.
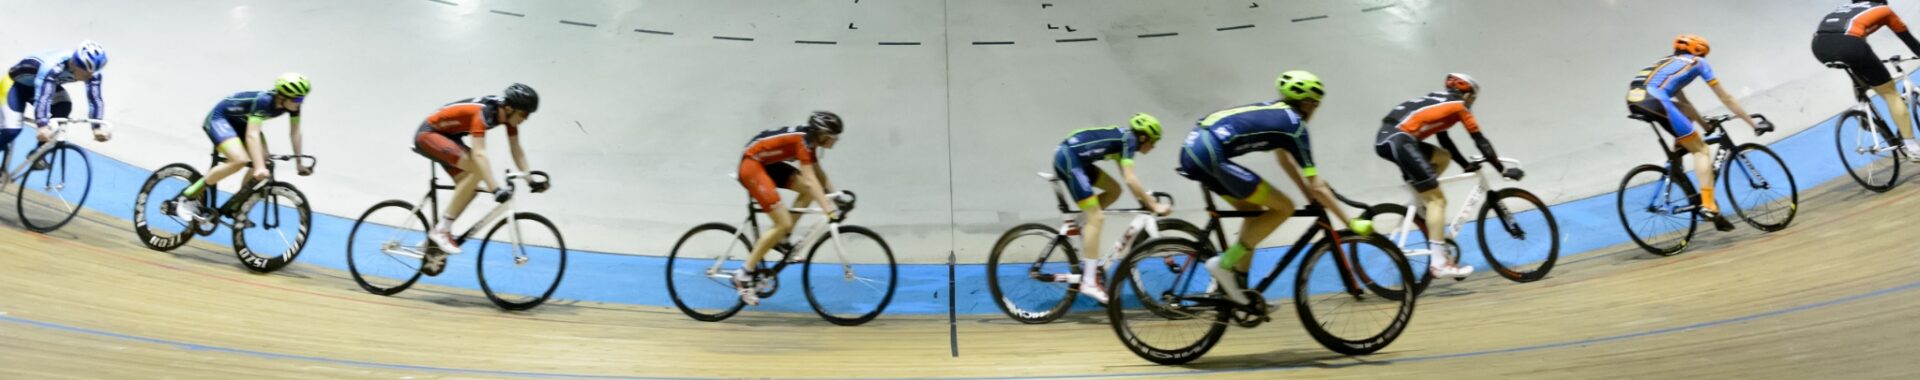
[1296,232,1415,355]
[1476,188,1559,283]
[665,223,750,322]
[1835,109,1898,192]
[346,200,428,295]
[1723,144,1797,232]
[132,164,201,251]
[803,225,897,326]
[986,223,1078,324]
[476,212,568,310]
[1357,203,1433,297]
[1616,164,1697,256]
[15,143,91,232]
[1105,237,1228,365]
[230,183,313,273]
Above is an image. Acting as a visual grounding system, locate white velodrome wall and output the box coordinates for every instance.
[3,0,1890,263]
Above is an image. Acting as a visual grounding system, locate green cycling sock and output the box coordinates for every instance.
[181,179,207,198]
[1220,243,1250,272]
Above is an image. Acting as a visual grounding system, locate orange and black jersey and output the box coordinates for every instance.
[420,96,517,138]
[742,126,818,165]
[1818,3,1908,37]
[1381,91,1478,140]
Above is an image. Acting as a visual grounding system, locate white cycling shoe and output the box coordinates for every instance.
[1204,257,1251,305]
[1903,140,1920,162]
[1430,263,1475,279]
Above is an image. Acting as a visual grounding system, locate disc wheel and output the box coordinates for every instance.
[230,183,313,273]
[132,164,201,251]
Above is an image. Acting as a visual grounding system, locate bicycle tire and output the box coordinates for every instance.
[346,200,428,295]
[477,212,568,310]
[1295,231,1415,355]
[1616,164,1697,256]
[1356,203,1434,297]
[1723,144,1798,232]
[230,182,313,273]
[665,222,751,322]
[15,144,91,232]
[1834,110,1899,192]
[1123,218,1210,319]
[803,225,897,326]
[132,163,202,251]
[1105,237,1229,365]
[986,223,1079,324]
[1476,188,1559,283]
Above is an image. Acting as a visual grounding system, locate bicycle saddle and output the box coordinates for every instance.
[1824,61,1851,69]
[1627,113,1658,123]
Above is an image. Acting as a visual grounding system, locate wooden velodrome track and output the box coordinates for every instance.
[0,171,1916,379]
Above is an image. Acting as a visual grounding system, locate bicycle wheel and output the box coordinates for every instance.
[476,212,568,310]
[346,200,428,295]
[1357,204,1433,296]
[1122,218,1209,318]
[665,222,751,322]
[132,164,201,251]
[1616,164,1697,256]
[1723,144,1798,232]
[229,183,313,273]
[1476,188,1559,283]
[1105,237,1229,365]
[803,225,897,326]
[1295,232,1415,355]
[986,223,1079,324]
[15,144,91,232]
[1835,110,1898,192]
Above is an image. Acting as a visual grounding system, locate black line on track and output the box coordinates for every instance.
[634,29,674,36]
[1216,24,1255,31]
[427,0,457,6]
[489,10,524,17]
[972,41,1014,45]
[1292,15,1329,22]
[1137,32,1178,39]
[713,36,755,42]
[559,20,597,28]
[795,40,838,45]
[1055,37,1097,43]
[1363,3,1399,12]
[879,41,922,46]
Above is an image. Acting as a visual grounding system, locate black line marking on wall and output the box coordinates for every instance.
[1217,24,1255,31]
[1138,32,1178,39]
[559,20,597,28]
[879,41,922,46]
[427,0,457,6]
[1292,15,1329,22]
[1056,37,1097,43]
[634,29,674,36]
[796,40,839,45]
[489,10,524,17]
[972,41,1015,45]
[1362,3,1399,12]
[714,36,755,42]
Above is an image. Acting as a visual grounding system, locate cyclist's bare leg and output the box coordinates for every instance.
[188,140,251,196]
[745,203,795,272]
[1678,135,1718,213]
[1092,171,1122,208]
[1226,184,1295,271]
[1872,83,1914,140]
[1420,147,1452,244]
[444,159,484,226]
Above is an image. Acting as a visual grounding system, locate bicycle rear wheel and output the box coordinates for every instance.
[1723,144,1797,232]
[803,225,897,326]
[230,183,313,273]
[1476,188,1559,283]
[476,212,568,310]
[1105,237,1228,365]
[986,223,1079,324]
[132,164,201,251]
[1835,110,1898,192]
[1616,164,1697,256]
[1122,218,1209,319]
[665,223,751,322]
[1295,232,1415,355]
[346,200,428,295]
[15,143,91,232]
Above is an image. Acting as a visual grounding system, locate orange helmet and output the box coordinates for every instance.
[1673,34,1710,57]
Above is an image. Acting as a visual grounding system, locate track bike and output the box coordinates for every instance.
[1828,55,1920,192]
[666,189,897,326]
[2,117,106,232]
[347,159,565,311]
[1355,156,1559,296]
[133,152,315,273]
[1617,113,1795,256]
[986,172,1204,324]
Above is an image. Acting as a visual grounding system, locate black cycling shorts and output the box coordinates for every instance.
[1814,33,1891,86]
[1374,128,1443,192]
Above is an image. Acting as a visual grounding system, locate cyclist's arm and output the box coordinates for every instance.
[810,161,836,194]
[1705,81,1760,129]
[1273,151,1355,224]
[1879,7,1920,56]
[507,133,530,173]
[1456,110,1507,171]
[1434,131,1473,169]
[32,76,56,128]
[244,117,268,171]
[85,73,103,125]
[288,116,304,158]
[1116,161,1162,212]
[468,137,500,191]
[795,162,837,216]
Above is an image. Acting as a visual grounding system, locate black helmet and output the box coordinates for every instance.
[503,83,539,113]
[808,111,843,135]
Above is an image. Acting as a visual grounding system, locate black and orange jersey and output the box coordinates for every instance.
[421,96,516,138]
[1381,91,1478,140]
[1818,3,1908,37]
[742,126,818,165]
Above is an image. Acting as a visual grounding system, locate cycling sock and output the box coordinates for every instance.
[1220,243,1250,272]
[438,215,456,233]
[1081,259,1098,279]
[1700,187,1717,213]
[181,179,207,198]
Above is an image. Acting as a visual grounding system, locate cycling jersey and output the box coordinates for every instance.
[203,91,298,145]
[1381,91,1479,139]
[1630,54,1718,98]
[419,96,516,138]
[5,50,104,127]
[1194,101,1315,173]
[1058,126,1140,165]
[1817,3,1908,37]
[742,126,817,165]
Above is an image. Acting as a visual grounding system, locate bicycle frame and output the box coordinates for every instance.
[196,153,312,230]
[1037,172,1167,280]
[1633,116,1764,214]
[696,192,858,282]
[1191,187,1366,299]
[1836,57,1920,148]
[379,163,537,263]
[1383,157,1525,252]
[3,117,101,184]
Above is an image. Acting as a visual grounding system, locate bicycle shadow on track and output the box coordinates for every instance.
[1173,348,1360,371]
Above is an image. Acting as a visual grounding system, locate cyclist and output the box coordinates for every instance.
[732,111,847,306]
[1373,73,1521,279]
[1626,35,1770,232]
[1182,70,1365,306]
[168,74,314,223]
[2,41,112,159]
[1050,114,1172,303]
[414,83,548,276]
[1814,0,1920,159]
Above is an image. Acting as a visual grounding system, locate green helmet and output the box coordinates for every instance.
[1129,113,1162,142]
[1275,70,1325,102]
[274,73,312,98]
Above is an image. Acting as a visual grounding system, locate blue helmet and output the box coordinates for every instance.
[70,41,107,73]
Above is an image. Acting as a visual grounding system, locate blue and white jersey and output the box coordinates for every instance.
[7,50,105,126]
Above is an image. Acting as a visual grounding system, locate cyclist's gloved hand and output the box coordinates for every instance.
[1502,168,1525,181]
[530,179,551,193]
[493,186,514,203]
[1349,218,1374,236]
[1462,161,1484,173]
[92,128,111,142]
[1754,120,1775,136]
